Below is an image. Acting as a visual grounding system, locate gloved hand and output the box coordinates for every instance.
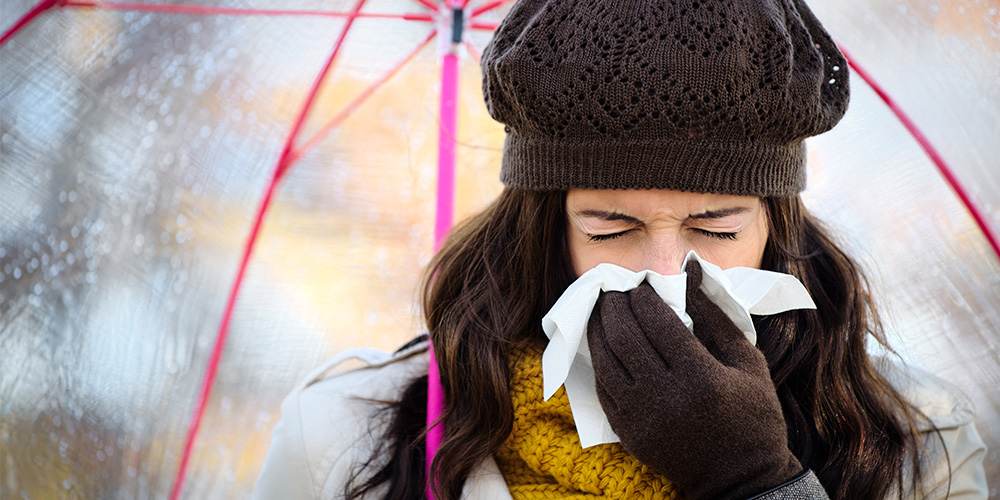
[587,260,803,500]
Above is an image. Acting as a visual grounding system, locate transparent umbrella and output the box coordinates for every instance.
[1,0,997,498]
[1,0,510,497]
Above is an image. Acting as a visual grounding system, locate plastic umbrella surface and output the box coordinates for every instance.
[1,0,998,498]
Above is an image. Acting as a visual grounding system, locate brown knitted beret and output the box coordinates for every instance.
[481,0,849,197]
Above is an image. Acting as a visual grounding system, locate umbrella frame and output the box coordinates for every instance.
[2,2,998,498]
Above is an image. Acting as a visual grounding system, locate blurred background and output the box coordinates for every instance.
[1,0,997,498]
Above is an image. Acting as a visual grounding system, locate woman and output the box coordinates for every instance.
[252,0,988,498]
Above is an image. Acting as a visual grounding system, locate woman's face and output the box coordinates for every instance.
[566,188,769,276]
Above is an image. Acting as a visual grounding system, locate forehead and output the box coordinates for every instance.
[566,188,760,214]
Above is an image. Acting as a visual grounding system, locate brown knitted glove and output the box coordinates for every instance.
[587,261,804,500]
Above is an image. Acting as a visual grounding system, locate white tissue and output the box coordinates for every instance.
[540,251,816,448]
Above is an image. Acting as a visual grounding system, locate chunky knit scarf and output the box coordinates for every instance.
[494,343,682,500]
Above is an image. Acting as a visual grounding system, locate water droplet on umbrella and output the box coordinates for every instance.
[117,47,134,64]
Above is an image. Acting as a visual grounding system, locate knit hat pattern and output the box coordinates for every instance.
[481,0,850,196]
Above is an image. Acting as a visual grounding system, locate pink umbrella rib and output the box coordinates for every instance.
[464,39,482,63]
[274,0,371,182]
[59,0,432,21]
[470,0,512,19]
[0,0,62,46]
[167,171,280,500]
[167,1,371,499]
[840,46,1000,263]
[291,30,437,163]
[470,21,499,31]
[411,0,442,13]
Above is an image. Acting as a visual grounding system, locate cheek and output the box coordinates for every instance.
[747,213,769,267]
[726,236,767,268]
[719,218,768,269]
[567,232,634,276]
[691,220,768,270]
[568,232,597,276]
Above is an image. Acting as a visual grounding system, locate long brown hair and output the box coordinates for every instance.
[346,189,929,500]
[757,196,927,499]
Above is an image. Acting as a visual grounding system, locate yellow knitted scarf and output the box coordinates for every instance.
[495,343,682,500]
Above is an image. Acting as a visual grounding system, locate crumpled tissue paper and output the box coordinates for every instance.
[541,250,816,448]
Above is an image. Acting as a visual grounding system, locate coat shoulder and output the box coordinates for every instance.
[873,355,976,430]
[251,338,429,500]
[874,355,989,499]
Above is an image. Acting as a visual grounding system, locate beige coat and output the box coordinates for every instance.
[251,341,988,500]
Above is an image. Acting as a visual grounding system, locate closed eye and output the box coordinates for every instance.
[588,229,636,242]
[693,228,739,241]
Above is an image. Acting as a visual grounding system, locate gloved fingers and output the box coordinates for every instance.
[627,281,715,369]
[587,294,636,391]
[686,287,769,375]
[684,259,705,292]
[684,259,769,374]
[593,372,620,416]
[591,288,667,383]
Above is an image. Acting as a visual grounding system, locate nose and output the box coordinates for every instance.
[640,236,688,275]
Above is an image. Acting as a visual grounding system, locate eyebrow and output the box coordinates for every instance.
[688,206,752,220]
[574,206,751,222]
[575,210,643,224]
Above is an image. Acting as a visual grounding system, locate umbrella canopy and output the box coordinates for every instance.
[1,0,997,498]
